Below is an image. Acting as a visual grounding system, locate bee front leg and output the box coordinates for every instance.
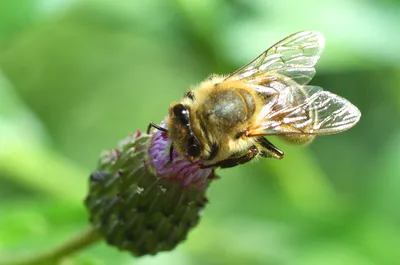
[200,145,259,169]
[163,144,175,167]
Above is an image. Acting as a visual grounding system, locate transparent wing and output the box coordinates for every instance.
[247,86,361,136]
[226,31,325,85]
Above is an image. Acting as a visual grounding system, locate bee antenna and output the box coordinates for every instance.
[147,122,168,134]
[184,91,195,101]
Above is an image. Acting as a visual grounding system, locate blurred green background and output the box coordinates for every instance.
[1,0,400,264]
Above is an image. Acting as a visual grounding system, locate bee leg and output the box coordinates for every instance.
[147,122,168,134]
[200,145,259,169]
[256,137,284,159]
[163,144,175,168]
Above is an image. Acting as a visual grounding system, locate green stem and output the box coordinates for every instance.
[0,226,102,265]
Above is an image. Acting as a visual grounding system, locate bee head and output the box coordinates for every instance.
[167,103,202,161]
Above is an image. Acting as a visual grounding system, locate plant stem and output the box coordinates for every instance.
[0,226,102,265]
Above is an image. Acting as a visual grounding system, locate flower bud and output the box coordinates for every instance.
[85,128,217,256]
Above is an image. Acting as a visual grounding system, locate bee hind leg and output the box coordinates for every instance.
[256,137,284,159]
[200,145,259,169]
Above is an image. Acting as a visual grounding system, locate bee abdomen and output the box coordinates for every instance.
[203,88,256,126]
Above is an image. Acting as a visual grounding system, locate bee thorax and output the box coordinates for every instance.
[201,88,256,127]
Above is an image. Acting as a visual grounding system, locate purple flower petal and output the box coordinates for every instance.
[147,122,214,190]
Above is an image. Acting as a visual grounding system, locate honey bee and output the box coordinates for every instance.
[148,31,361,168]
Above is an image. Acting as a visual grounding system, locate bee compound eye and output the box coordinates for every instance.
[172,104,186,117]
[172,104,190,125]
